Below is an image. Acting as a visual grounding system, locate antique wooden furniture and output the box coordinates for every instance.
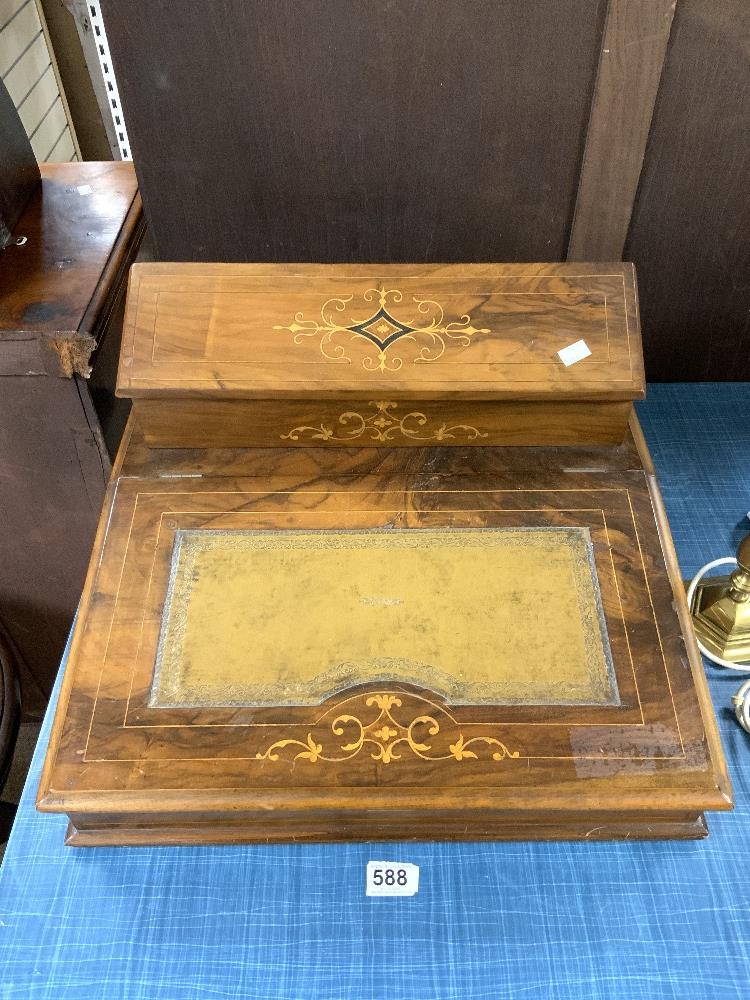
[0,161,144,717]
[37,263,731,844]
[119,262,643,448]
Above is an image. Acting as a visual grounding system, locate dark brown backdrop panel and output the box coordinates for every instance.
[0,78,39,249]
[101,0,605,263]
[0,377,105,718]
[626,0,750,381]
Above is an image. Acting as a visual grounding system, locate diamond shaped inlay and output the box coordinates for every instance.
[274,286,491,372]
[348,306,416,350]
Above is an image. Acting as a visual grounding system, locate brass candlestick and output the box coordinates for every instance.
[690,534,750,662]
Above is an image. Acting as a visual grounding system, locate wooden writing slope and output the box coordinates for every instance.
[119,262,643,447]
[37,264,731,844]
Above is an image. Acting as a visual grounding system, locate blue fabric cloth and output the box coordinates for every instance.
[1,383,749,1000]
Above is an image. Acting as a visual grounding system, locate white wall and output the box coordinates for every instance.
[1,0,78,161]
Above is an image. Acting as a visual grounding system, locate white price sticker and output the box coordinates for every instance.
[366,861,419,897]
[557,339,592,367]
[76,184,93,195]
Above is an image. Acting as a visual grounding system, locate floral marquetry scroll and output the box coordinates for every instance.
[280,400,488,444]
[39,263,731,846]
[273,286,490,373]
[118,263,645,449]
[255,693,519,766]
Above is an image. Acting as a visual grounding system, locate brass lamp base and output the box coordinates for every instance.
[688,535,750,663]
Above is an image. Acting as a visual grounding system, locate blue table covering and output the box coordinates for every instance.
[1,383,749,1000]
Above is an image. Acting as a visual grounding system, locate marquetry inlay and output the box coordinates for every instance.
[273,286,491,373]
[280,400,488,443]
[254,692,520,765]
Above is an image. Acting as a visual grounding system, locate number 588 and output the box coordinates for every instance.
[372,868,407,886]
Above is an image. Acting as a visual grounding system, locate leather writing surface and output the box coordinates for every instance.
[152,527,616,708]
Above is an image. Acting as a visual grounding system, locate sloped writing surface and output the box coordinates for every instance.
[151,527,617,709]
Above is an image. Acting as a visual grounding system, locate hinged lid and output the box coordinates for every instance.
[118,262,644,401]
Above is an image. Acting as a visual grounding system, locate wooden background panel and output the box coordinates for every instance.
[0,376,106,718]
[0,74,38,248]
[100,0,606,263]
[626,0,750,380]
[567,0,676,260]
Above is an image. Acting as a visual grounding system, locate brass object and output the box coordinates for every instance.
[689,535,750,662]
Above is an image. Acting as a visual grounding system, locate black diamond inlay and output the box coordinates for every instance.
[348,307,415,350]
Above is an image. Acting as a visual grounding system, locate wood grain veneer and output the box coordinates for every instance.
[132,398,633,448]
[118,262,643,448]
[36,255,730,843]
[37,414,732,844]
[119,262,643,400]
